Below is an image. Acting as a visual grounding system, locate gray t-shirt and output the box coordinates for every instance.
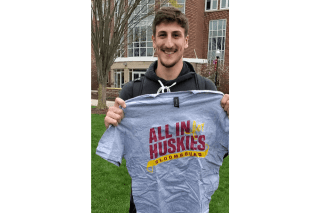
[96,90,229,213]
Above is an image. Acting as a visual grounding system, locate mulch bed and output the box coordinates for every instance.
[91,92,112,115]
[91,107,107,115]
[91,91,108,115]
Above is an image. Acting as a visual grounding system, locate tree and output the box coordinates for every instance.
[91,0,179,109]
[201,60,229,94]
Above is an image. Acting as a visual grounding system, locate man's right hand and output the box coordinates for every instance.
[104,97,126,128]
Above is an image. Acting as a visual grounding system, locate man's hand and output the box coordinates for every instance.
[104,97,126,128]
[220,94,229,116]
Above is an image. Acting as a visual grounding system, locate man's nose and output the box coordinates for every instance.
[165,36,174,49]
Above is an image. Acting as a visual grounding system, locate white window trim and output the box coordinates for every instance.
[114,69,124,88]
[219,0,229,10]
[205,0,218,12]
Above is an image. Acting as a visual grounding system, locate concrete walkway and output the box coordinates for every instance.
[91,90,115,107]
[91,99,115,107]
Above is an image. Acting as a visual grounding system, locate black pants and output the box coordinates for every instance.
[129,188,136,213]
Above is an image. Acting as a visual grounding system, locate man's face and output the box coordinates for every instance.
[152,21,189,68]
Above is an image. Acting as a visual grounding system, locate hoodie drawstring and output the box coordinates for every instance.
[157,80,176,94]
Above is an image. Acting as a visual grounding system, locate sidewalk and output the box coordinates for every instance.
[91,90,115,107]
[91,99,115,107]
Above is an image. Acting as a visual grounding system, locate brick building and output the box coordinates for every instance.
[92,0,229,99]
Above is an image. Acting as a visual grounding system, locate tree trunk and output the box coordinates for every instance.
[97,83,107,110]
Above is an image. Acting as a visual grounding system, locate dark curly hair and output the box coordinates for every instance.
[152,6,189,37]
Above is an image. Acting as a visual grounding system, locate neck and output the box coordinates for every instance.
[155,58,183,81]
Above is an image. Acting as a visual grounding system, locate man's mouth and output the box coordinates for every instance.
[162,49,177,55]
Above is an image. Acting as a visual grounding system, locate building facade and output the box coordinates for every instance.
[91,0,229,98]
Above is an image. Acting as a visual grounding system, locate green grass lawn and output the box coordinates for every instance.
[92,113,229,213]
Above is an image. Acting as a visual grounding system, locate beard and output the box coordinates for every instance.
[159,58,178,68]
[158,47,182,68]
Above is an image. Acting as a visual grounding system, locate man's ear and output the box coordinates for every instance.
[185,35,189,48]
[152,34,156,49]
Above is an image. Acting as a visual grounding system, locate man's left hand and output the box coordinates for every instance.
[221,94,229,116]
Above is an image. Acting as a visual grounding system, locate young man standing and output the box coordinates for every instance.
[103,7,229,213]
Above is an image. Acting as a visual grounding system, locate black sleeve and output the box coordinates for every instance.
[204,78,217,91]
[119,81,134,101]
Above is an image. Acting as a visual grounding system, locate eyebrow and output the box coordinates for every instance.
[157,31,182,35]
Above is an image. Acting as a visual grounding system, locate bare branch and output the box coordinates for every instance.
[92,0,179,108]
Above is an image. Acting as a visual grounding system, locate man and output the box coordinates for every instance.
[104,7,229,213]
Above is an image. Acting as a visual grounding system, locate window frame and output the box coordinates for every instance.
[114,69,124,88]
[220,0,229,10]
[129,69,147,81]
[207,19,227,66]
[127,0,155,57]
[205,0,218,12]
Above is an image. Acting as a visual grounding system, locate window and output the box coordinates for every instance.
[128,25,154,57]
[128,0,155,57]
[114,69,124,88]
[129,69,147,81]
[220,0,229,9]
[161,0,185,14]
[207,19,227,65]
[205,0,218,11]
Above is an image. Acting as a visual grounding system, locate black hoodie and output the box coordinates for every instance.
[119,60,217,101]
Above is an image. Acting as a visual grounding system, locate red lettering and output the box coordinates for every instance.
[180,153,183,157]
[181,120,190,136]
[168,138,176,153]
[185,152,189,156]
[155,160,158,164]
[186,136,190,150]
[159,140,167,156]
[149,144,158,159]
[189,152,192,156]
[198,153,202,157]
[169,155,172,159]
[174,154,178,158]
[193,153,197,156]
[149,128,157,143]
[176,137,186,152]
[158,126,165,140]
[176,122,180,137]
[165,124,172,138]
[190,135,198,150]
[197,135,206,151]
[164,157,167,161]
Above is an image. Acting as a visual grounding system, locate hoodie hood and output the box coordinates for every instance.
[144,60,197,87]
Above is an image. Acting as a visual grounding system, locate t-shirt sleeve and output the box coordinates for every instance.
[217,111,229,156]
[96,126,125,167]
